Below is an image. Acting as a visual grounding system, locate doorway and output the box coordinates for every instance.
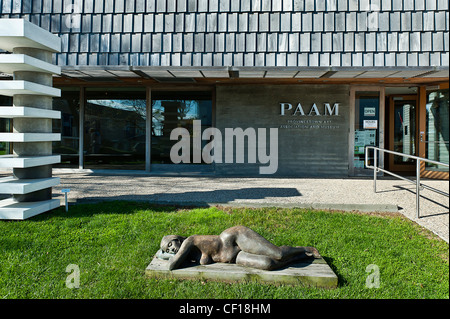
[419,83,449,179]
[387,93,419,173]
[349,86,385,176]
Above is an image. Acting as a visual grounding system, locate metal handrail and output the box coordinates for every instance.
[365,146,449,219]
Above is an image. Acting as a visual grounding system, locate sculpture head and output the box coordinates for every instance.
[160,235,185,254]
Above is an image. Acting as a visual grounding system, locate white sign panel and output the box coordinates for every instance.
[363,120,378,129]
[364,107,376,116]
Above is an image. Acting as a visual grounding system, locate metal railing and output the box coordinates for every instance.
[365,146,449,219]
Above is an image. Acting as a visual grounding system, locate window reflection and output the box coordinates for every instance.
[152,92,212,164]
[426,88,449,170]
[85,89,146,170]
[52,89,80,167]
[0,95,12,156]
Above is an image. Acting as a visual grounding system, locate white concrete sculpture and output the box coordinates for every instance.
[0,19,61,219]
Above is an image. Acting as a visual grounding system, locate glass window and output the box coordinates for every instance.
[151,91,212,164]
[354,92,380,172]
[426,88,449,171]
[0,96,12,156]
[392,98,416,164]
[52,89,80,168]
[85,88,147,170]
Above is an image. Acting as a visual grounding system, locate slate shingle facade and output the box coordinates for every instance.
[1,0,448,68]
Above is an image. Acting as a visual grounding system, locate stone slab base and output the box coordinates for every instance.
[145,253,338,288]
[0,198,60,220]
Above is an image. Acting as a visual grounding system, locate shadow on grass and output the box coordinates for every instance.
[322,256,348,287]
[29,200,181,221]
[55,187,302,206]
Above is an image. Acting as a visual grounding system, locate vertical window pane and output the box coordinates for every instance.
[393,99,416,163]
[85,88,146,170]
[151,91,212,164]
[354,92,380,172]
[426,88,449,170]
[0,95,12,156]
[52,89,80,168]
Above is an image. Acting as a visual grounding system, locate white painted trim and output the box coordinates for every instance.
[0,54,61,75]
[0,155,61,168]
[0,106,61,119]
[0,133,61,142]
[0,177,60,194]
[0,19,61,53]
[0,198,60,220]
[0,80,61,97]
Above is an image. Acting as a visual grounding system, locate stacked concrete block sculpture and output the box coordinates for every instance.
[0,19,61,219]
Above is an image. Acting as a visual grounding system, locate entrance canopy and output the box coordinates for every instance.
[55,65,449,82]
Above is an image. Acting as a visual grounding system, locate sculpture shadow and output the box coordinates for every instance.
[68,187,303,206]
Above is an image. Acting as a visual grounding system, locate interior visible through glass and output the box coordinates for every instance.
[354,92,380,173]
[85,88,146,170]
[52,89,80,168]
[151,91,212,164]
[426,88,449,171]
[392,98,416,164]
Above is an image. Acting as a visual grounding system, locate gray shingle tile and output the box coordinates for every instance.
[426,0,437,10]
[401,12,411,31]
[333,32,343,51]
[388,33,398,51]
[377,32,387,51]
[410,32,421,51]
[438,0,449,10]
[324,12,334,31]
[407,52,418,66]
[355,32,365,52]
[239,13,249,32]
[433,32,444,51]
[423,11,434,31]
[435,11,446,31]
[313,12,324,32]
[311,33,321,52]
[412,12,423,31]
[281,12,291,32]
[415,0,425,10]
[398,32,410,51]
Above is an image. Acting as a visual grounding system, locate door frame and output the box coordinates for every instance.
[387,94,419,172]
[349,86,385,176]
[418,82,449,180]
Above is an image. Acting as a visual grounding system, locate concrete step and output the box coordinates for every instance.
[0,176,60,194]
[0,198,60,220]
[0,106,61,119]
[0,80,61,97]
[0,155,61,168]
[0,19,60,53]
[0,54,61,75]
[0,132,61,142]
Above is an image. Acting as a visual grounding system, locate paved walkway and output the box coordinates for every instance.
[51,170,449,243]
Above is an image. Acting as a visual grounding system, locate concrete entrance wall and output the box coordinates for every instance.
[215,84,350,176]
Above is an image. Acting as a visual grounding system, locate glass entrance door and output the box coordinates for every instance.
[419,84,449,179]
[388,95,418,172]
[350,86,385,176]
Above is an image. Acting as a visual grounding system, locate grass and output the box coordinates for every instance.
[0,201,448,299]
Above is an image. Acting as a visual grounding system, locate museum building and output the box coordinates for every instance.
[0,0,449,179]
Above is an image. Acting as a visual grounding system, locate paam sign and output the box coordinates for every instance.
[280,103,340,116]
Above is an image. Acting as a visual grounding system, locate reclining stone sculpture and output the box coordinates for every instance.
[156,226,320,271]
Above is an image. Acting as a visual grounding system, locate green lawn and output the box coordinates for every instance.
[0,201,448,299]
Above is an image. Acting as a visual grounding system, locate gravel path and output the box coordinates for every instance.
[52,171,449,243]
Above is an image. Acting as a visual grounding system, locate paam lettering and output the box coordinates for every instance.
[280,102,340,116]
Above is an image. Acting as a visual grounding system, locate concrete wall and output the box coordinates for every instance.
[215,84,350,176]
